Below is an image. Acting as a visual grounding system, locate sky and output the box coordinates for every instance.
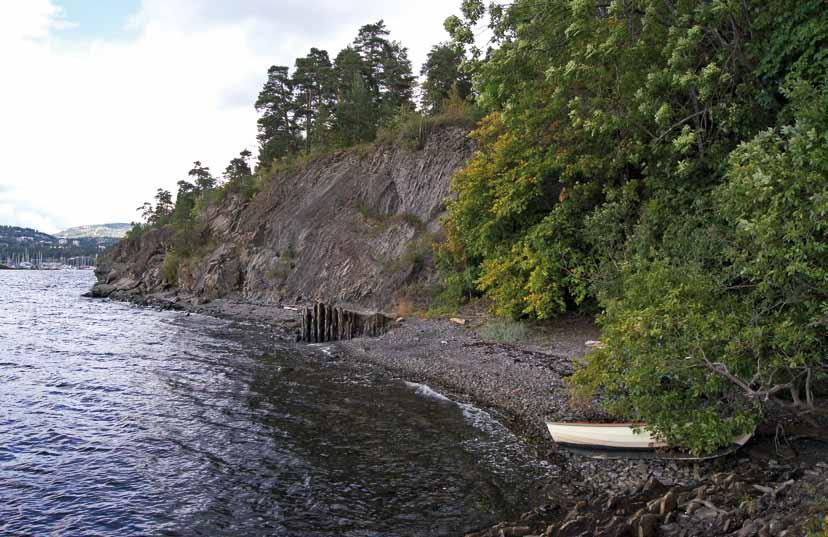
[0,0,463,233]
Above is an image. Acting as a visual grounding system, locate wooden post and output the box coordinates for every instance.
[299,302,395,343]
[320,303,326,342]
[313,303,320,342]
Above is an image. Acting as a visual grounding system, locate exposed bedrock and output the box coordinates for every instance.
[92,126,474,312]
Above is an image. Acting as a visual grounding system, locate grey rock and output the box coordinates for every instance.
[660,490,677,514]
[739,520,761,537]
[499,526,533,537]
[637,514,660,537]
[693,507,718,520]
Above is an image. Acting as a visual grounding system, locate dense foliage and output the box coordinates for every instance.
[443,0,828,452]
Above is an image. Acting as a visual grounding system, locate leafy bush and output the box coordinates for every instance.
[571,260,760,454]
[572,86,828,453]
[161,249,180,286]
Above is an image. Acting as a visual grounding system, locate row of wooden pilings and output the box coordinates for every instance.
[299,302,394,343]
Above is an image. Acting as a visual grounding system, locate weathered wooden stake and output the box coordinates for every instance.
[299,302,394,343]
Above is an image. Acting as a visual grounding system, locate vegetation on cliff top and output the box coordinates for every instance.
[442,0,827,453]
[132,19,478,285]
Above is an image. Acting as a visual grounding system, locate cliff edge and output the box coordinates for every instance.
[92,126,473,312]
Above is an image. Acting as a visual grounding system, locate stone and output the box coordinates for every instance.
[596,516,628,537]
[642,477,664,494]
[557,517,591,537]
[738,520,760,537]
[685,501,701,515]
[637,514,660,537]
[693,507,718,521]
[500,526,533,537]
[660,490,677,515]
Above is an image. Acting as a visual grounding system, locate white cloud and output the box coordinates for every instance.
[0,0,459,233]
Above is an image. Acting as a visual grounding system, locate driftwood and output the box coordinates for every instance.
[299,302,395,343]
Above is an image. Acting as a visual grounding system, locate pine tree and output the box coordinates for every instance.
[335,73,375,145]
[352,21,415,123]
[421,43,472,114]
[223,149,253,183]
[255,66,298,168]
[188,161,215,192]
[293,48,336,152]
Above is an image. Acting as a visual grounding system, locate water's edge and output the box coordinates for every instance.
[1,270,555,537]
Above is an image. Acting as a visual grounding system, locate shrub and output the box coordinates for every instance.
[161,249,180,286]
[572,85,828,454]
[571,260,760,454]
[477,319,529,343]
[375,97,481,150]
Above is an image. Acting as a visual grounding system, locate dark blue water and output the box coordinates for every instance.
[0,270,550,536]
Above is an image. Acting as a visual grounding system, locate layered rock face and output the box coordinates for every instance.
[92,127,473,311]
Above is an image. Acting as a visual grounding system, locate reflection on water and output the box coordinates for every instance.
[0,270,550,536]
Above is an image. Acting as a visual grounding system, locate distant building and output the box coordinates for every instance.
[71,240,80,247]
[58,238,68,245]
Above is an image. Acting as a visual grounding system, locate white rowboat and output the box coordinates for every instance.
[547,422,666,450]
[546,422,752,456]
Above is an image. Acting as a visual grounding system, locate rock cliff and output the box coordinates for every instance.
[92,127,473,312]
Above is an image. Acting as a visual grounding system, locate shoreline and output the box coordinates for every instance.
[92,289,828,536]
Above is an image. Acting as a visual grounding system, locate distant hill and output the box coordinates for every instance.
[0,224,121,263]
[56,223,131,239]
[0,225,57,246]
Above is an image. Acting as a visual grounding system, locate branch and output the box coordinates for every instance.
[652,109,708,144]
[698,352,791,401]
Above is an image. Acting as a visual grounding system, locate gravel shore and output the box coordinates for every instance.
[104,292,828,536]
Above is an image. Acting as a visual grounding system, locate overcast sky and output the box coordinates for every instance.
[0,0,463,233]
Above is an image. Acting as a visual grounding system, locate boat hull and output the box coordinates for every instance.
[547,422,667,451]
[546,422,752,460]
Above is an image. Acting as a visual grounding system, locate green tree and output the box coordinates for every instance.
[138,188,173,226]
[332,47,374,145]
[335,72,376,145]
[188,161,215,192]
[223,149,253,182]
[293,48,336,152]
[255,65,298,168]
[420,42,472,114]
[352,21,415,123]
[171,180,197,226]
[223,149,256,198]
[353,20,389,95]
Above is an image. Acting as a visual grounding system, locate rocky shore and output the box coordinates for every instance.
[88,289,828,537]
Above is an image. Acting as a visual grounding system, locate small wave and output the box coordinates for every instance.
[403,382,509,436]
[403,381,454,404]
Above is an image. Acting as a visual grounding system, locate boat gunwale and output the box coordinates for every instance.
[546,422,646,428]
